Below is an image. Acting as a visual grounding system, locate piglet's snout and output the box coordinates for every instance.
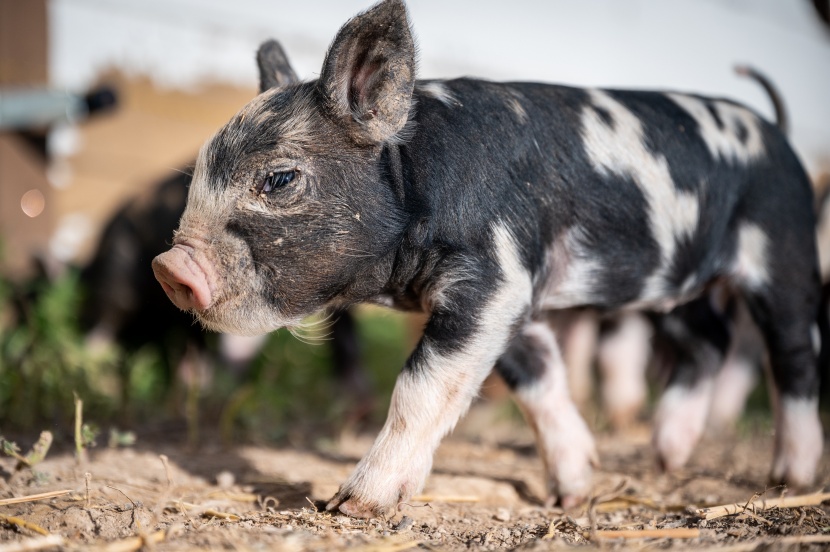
[152,244,214,312]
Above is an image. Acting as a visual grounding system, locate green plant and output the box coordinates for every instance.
[0,431,53,469]
[0,270,119,430]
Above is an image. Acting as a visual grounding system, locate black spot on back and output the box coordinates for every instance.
[594,105,614,127]
[705,101,724,129]
[735,118,749,144]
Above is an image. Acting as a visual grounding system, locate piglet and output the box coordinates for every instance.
[154,0,824,518]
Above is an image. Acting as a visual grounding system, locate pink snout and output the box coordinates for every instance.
[152,244,214,312]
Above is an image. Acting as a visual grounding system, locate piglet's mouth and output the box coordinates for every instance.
[152,242,216,312]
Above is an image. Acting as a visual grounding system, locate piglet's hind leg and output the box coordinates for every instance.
[496,319,599,508]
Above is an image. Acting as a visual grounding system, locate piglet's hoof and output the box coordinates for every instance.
[326,493,390,519]
[545,494,587,510]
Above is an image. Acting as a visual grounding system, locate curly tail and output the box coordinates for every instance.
[734,64,788,135]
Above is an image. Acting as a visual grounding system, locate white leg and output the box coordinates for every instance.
[327,223,532,517]
[653,377,713,471]
[707,300,762,433]
[707,354,758,433]
[502,320,598,508]
[771,397,823,488]
[552,309,599,409]
[598,312,651,430]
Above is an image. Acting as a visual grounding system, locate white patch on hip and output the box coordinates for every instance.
[581,89,699,301]
[505,88,529,124]
[417,81,461,108]
[731,222,771,290]
[512,321,598,506]
[540,226,604,309]
[667,93,765,165]
[330,221,532,512]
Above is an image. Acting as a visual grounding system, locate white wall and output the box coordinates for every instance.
[50,0,830,172]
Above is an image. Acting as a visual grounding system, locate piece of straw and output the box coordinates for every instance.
[0,490,72,507]
[697,492,830,521]
[589,527,700,539]
[0,514,50,536]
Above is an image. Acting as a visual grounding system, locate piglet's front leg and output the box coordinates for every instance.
[326,356,484,518]
[327,225,532,518]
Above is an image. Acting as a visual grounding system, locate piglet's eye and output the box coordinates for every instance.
[257,170,296,194]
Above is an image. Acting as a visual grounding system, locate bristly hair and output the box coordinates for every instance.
[204,83,319,190]
[386,98,419,146]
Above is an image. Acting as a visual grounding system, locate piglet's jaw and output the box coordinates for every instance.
[152,244,214,312]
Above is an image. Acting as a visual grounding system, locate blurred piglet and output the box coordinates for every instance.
[81,171,265,400]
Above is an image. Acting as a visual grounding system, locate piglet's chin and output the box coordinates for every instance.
[195,304,288,337]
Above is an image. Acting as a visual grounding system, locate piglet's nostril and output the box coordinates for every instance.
[152,248,213,312]
[159,277,192,301]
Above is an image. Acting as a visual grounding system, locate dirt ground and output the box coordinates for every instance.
[0,403,828,551]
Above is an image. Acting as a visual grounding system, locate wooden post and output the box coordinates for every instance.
[0,0,53,279]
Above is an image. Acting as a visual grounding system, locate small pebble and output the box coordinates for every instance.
[216,471,235,488]
[394,516,414,531]
[61,507,95,533]
[494,508,511,522]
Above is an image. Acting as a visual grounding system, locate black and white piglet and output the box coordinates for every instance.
[153,0,824,518]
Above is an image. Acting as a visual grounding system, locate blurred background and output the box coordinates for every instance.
[1,0,829,443]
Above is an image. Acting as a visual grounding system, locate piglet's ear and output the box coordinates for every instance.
[319,0,416,144]
[257,40,298,93]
